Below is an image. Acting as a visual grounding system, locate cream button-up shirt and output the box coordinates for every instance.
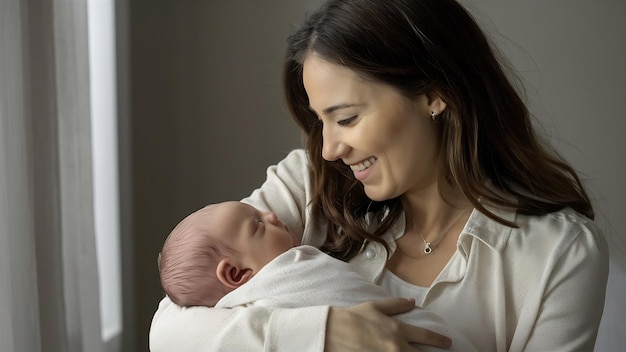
[357,205,608,351]
[150,149,609,352]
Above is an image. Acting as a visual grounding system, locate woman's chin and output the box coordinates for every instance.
[363,187,392,202]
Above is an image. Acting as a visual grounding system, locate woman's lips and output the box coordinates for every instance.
[350,156,377,181]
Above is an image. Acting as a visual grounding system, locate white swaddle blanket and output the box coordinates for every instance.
[216,245,476,351]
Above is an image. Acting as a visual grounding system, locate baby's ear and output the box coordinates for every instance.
[216,258,253,289]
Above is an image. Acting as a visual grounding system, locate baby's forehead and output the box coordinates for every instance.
[209,201,256,216]
[196,201,257,235]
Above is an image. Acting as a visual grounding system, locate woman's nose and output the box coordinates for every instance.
[321,125,349,161]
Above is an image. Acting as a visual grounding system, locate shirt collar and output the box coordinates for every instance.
[461,206,517,253]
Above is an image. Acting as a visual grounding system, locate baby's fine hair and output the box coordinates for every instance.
[158,206,236,307]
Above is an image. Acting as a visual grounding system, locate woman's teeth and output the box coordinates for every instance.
[350,157,376,171]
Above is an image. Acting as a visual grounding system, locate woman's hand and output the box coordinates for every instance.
[325,297,452,352]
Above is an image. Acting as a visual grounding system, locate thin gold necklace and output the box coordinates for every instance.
[399,209,470,257]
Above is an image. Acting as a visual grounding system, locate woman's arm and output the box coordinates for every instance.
[150,296,327,351]
[150,296,450,351]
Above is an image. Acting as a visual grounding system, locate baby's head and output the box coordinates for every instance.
[158,201,299,306]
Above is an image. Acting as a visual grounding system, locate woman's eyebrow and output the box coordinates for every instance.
[310,103,364,116]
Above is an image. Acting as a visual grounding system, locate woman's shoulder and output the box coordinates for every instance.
[468,206,606,257]
[515,207,601,242]
[264,149,310,187]
[277,148,308,169]
[243,148,310,205]
[466,207,609,288]
[508,207,607,261]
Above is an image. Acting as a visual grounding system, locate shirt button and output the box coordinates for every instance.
[364,249,376,259]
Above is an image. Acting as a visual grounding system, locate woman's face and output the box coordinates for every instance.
[302,54,444,201]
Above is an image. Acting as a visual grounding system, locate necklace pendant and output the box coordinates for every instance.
[423,242,432,254]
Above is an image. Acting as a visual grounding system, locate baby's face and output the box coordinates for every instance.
[209,201,299,273]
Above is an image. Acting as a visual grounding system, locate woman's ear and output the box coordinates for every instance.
[216,258,253,289]
[425,91,447,116]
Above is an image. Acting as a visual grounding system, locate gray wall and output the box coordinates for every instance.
[121,1,625,350]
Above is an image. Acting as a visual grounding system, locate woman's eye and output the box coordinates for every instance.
[338,116,357,126]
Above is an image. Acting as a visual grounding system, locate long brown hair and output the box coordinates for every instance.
[283,0,593,261]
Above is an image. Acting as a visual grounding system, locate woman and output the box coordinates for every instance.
[150,0,609,350]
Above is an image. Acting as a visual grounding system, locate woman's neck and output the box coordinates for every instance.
[402,182,471,236]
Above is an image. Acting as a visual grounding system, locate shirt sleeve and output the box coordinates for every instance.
[150,149,330,351]
[150,296,328,352]
[520,218,609,351]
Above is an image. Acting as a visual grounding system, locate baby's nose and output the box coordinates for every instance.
[264,211,280,225]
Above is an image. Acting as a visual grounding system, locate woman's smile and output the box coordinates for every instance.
[349,156,377,180]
